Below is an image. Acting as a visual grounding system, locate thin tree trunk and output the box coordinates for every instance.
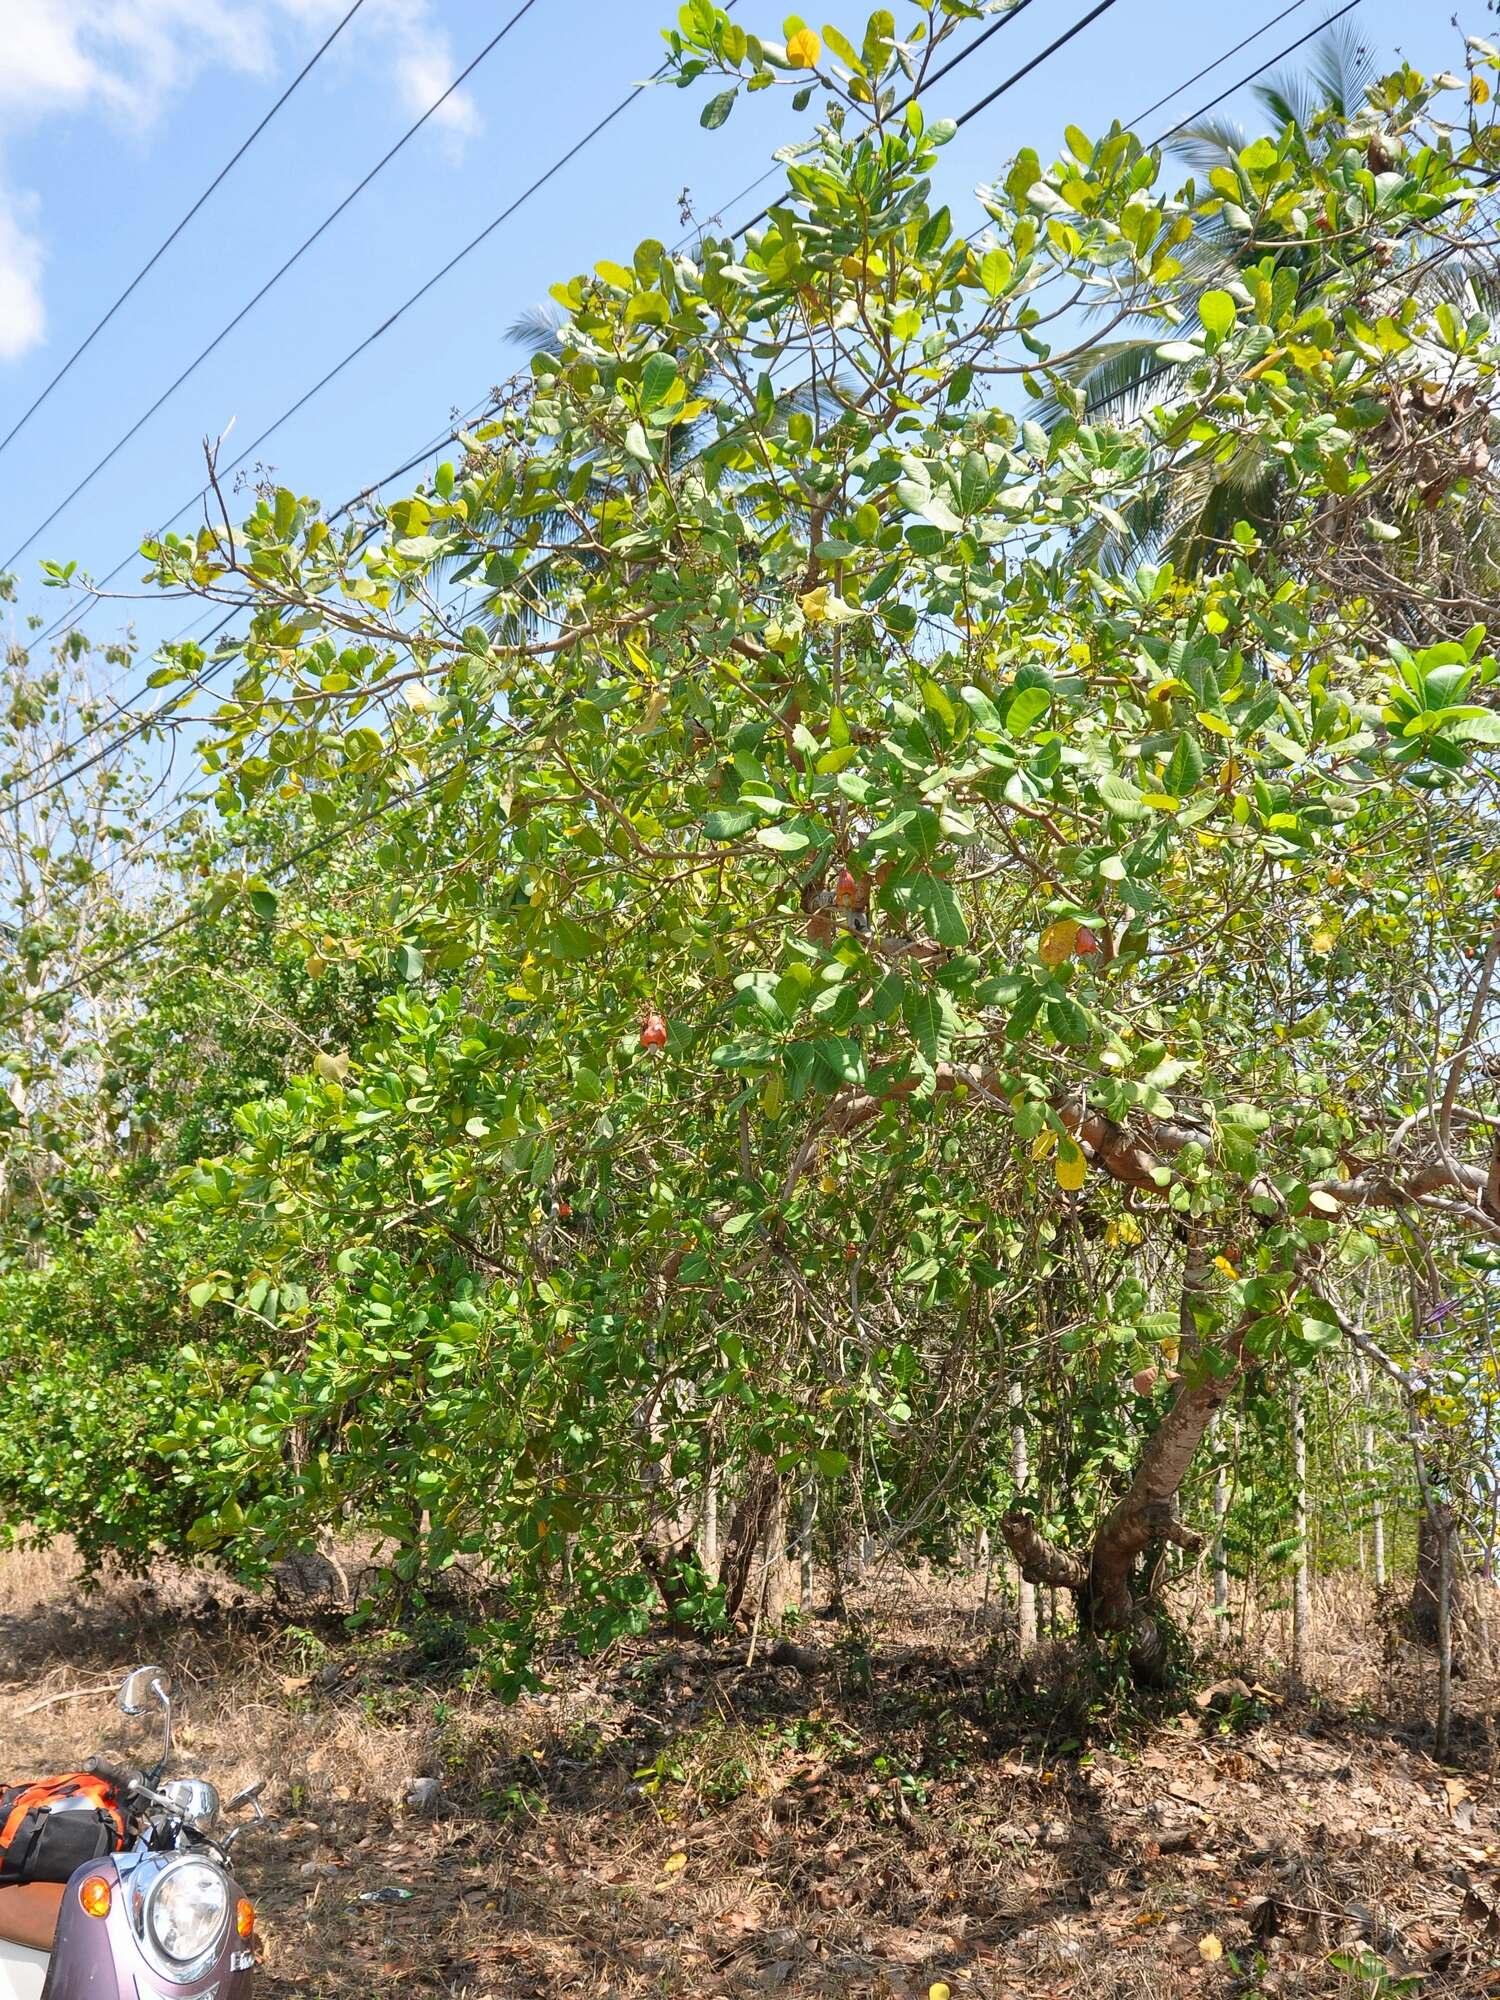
[701,1464,719,1582]
[1212,1456,1229,1614]
[798,1480,815,1617]
[1436,1509,1454,1760]
[1354,1353,1386,1589]
[1010,1380,1037,1651]
[1291,1372,1310,1681]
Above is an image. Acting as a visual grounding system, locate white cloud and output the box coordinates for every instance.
[0,193,46,363]
[0,0,482,363]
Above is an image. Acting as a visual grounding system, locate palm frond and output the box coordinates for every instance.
[1169,117,1247,180]
[1309,19,1376,120]
[507,306,568,359]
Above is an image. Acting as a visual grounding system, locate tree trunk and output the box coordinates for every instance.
[701,1463,719,1582]
[1010,1379,1037,1651]
[1353,1353,1386,1589]
[797,1480,816,1617]
[1436,1508,1454,1760]
[1412,1502,1460,1647]
[719,1460,779,1622]
[1002,1235,1237,1683]
[1291,1372,1310,1681]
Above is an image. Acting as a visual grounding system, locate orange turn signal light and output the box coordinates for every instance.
[78,1876,111,1919]
[235,1897,255,1938]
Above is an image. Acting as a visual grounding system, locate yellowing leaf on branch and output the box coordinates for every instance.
[786,26,821,67]
[1039,918,1080,966]
[1055,1138,1087,1193]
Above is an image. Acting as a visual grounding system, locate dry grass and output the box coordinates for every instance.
[1,1542,1497,1999]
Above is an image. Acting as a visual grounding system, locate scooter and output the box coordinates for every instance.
[0,1664,265,2000]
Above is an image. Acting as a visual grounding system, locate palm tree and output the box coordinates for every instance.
[1043,23,1380,571]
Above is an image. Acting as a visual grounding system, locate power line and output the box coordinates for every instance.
[1128,0,1317,133]
[26,0,1050,651]
[1150,0,1361,146]
[0,0,545,578]
[14,2,1128,808]
[736,0,1084,235]
[955,0,1123,130]
[0,0,369,467]
[2,3,1406,1023]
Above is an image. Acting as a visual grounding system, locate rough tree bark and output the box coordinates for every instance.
[810,1062,1500,1685]
[1001,1234,1239,1682]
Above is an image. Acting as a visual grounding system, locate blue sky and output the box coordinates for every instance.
[0,0,1463,667]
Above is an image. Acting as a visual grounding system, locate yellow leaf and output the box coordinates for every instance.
[1030,1128,1057,1161]
[800,585,829,623]
[1055,1138,1087,1193]
[1039,918,1080,967]
[1473,74,1491,103]
[1139,792,1180,812]
[662,1851,688,1873]
[1115,1213,1144,1246]
[787,26,821,67]
[1213,1254,1239,1279]
[1196,709,1232,737]
[1198,1934,1223,1962]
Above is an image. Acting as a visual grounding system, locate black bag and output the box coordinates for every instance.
[0,1774,126,1886]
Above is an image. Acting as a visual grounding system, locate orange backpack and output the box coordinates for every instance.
[0,1774,127,1885]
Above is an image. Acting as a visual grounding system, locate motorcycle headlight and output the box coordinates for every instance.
[145,1858,229,1964]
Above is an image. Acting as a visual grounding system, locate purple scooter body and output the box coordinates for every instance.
[45,1848,255,2000]
[29,1667,263,2000]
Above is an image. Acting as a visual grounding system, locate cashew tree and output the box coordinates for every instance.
[17,7,1499,1680]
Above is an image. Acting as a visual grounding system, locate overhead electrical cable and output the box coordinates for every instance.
[1126,0,1317,133]
[1149,0,1361,145]
[6,0,1399,1022]
[12,0,1138,813]
[0,0,546,577]
[0,0,370,466]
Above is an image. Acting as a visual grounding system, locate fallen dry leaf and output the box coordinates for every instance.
[1198,1934,1223,1962]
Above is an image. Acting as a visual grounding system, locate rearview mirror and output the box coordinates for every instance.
[118,1666,168,1717]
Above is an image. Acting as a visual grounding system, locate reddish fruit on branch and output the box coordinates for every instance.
[640,1009,668,1051]
[1132,1367,1158,1397]
[1074,924,1100,956]
[834,865,859,909]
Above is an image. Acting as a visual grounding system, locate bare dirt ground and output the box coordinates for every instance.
[2,1544,1498,1999]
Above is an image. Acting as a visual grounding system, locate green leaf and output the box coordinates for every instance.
[704,806,756,839]
[248,886,278,922]
[1098,774,1148,820]
[1005,685,1052,732]
[909,872,968,948]
[1198,289,1236,340]
[904,985,959,1066]
[641,354,681,409]
[701,88,736,128]
[396,943,425,982]
[756,823,812,853]
[1164,731,1205,797]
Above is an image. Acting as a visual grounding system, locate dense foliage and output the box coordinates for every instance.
[3,6,1499,1686]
